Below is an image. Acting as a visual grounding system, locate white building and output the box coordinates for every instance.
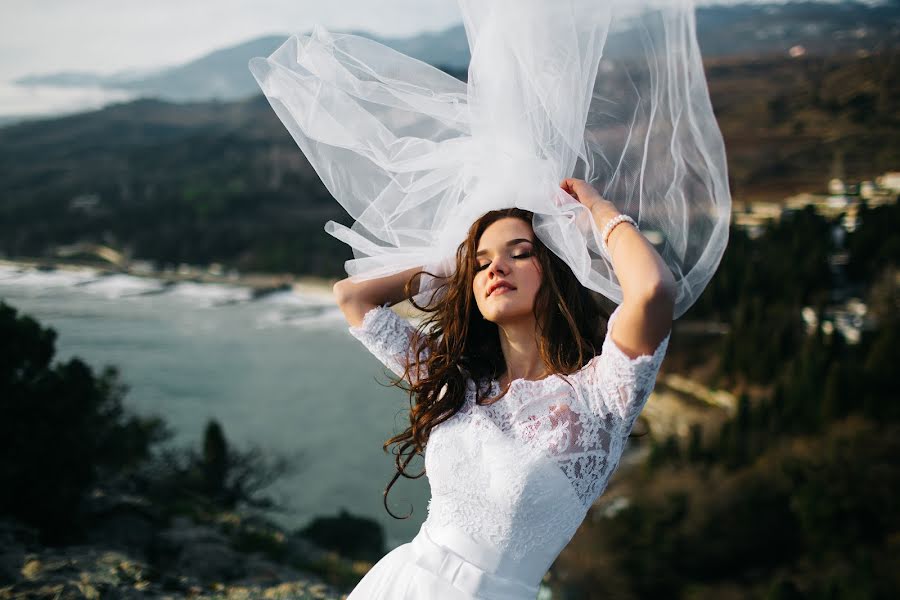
[828,178,846,195]
[860,181,875,199]
[876,172,900,193]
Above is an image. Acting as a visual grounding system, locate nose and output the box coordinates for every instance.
[487,255,509,277]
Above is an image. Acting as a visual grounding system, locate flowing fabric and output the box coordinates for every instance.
[249,0,730,318]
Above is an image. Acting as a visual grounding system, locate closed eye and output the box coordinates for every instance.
[475,250,534,273]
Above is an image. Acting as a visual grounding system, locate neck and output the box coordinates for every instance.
[496,313,547,384]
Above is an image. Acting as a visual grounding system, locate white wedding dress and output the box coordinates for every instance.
[345,302,670,599]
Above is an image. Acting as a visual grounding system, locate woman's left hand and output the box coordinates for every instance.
[560,178,620,226]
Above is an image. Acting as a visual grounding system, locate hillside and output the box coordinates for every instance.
[1,49,897,276]
[710,51,899,199]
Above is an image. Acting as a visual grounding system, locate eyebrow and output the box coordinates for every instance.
[476,238,534,257]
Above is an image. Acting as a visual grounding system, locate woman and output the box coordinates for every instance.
[251,1,729,595]
[334,178,675,599]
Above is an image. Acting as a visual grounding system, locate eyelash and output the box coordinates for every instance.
[476,251,533,272]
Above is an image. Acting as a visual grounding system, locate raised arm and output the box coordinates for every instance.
[335,266,442,386]
[560,178,677,354]
[333,265,427,328]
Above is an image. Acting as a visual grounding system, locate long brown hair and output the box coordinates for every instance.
[379,207,611,519]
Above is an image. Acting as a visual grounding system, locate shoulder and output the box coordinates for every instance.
[560,303,670,422]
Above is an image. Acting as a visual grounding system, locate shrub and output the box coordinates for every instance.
[0,300,168,543]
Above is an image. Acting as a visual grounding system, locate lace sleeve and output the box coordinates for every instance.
[576,303,670,432]
[347,303,428,385]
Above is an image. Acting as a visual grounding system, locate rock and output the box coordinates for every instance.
[0,524,350,600]
[156,519,230,548]
[0,497,353,598]
[152,518,247,583]
[0,543,25,584]
[299,508,385,563]
[228,551,306,586]
[1,545,161,598]
[0,516,39,548]
[84,509,158,561]
[78,484,164,562]
[284,532,330,566]
[173,540,245,582]
[0,519,32,585]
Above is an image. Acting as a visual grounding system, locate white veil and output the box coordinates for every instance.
[249,0,731,319]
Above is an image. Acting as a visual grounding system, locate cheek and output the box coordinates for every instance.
[528,262,543,290]
[472,274,484,295]
[473,278,489,304]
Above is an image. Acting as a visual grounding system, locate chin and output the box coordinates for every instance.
[480,303,533,324]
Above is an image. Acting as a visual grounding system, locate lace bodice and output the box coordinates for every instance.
[348,303,669,585]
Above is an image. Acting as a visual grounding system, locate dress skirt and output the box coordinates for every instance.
[346,520,542,600]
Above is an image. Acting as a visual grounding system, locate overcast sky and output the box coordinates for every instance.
[0,0,466,83]
[0,0,879,84]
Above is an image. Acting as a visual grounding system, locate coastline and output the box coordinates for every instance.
[0,256,429,318]
[0,256,338,300]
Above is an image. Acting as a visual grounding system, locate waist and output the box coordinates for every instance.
[409,521,542,599]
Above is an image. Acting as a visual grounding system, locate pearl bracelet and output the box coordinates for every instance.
[600,213,638,260]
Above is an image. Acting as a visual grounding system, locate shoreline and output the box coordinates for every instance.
[0,256,434,318]
[0,256,338,300]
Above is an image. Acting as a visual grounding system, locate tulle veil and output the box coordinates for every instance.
[249,0,731,319]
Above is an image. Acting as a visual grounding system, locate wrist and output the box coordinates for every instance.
[604,219,630,250]
[599,213,638,261]
[591,203,621,230]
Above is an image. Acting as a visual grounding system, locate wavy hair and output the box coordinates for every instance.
[379,207,613,519]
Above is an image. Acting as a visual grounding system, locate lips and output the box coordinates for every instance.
[487,281,516,297]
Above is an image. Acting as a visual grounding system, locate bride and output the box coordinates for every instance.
[333,179,674,598]
[250,0,730,596]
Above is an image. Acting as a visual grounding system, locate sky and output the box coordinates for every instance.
[0,0,877,83]
[0,0,465,82]
[0,0,882,118]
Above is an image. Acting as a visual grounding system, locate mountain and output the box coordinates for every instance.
[14,26,470,104]
[693,0,899,57]
[13,2,899,104]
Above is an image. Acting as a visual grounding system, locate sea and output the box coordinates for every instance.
[0,262,430,549]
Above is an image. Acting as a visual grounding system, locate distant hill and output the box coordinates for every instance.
[0,93,347,275]
[0,115,25,127]
[14,2,899,104]
[15,26,471,103]
[692,0,899,57]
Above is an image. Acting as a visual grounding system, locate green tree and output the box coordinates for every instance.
[203,420,228,498]
[0,300,168,543]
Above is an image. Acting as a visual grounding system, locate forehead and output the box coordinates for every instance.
[476,217,534,250]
